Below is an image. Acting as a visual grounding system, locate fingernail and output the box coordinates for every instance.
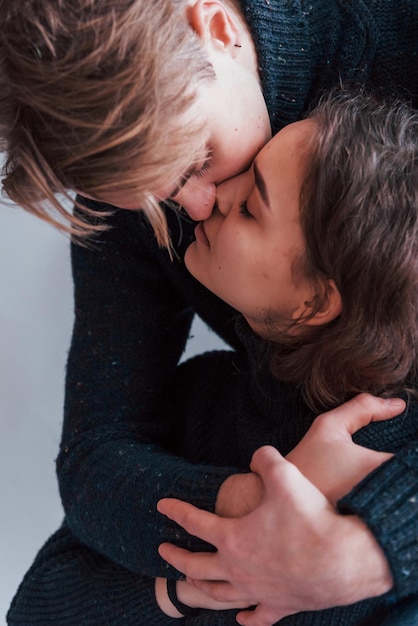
[386,398,405,407]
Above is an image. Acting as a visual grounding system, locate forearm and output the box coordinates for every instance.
[281,394,418,601]
[59,433,235,575]
[59,206,239,575]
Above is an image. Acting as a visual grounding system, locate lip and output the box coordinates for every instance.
[194,222,210,247]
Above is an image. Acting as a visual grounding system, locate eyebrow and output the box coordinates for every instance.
[254,161,270,209]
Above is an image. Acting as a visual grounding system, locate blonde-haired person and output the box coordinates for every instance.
[9,91,418,625]
[2,0,418,622]
[1,0,270,246]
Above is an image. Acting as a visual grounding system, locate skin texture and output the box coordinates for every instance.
[185,121,313,328]
[69,4,407,622]
[185,120,341,335]
[155,120,404,622]
[95,0,271,220]
[157,395,403,622]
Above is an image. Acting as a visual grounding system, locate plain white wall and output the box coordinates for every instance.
[0,199,227,624]
[0,203,73,624]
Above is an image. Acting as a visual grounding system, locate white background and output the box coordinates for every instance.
[0,199,226,624]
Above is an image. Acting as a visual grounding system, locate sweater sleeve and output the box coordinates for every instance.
[338,442,418,600]
[57,205,239,577]
[7,524,180,626]
[7,523,244,626]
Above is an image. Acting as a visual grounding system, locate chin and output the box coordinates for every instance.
[184,244,195,272]
[245,317,265,337]
[184,246,204,283]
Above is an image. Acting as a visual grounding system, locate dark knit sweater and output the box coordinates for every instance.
[8,0,418,624]
[8,312,418,624]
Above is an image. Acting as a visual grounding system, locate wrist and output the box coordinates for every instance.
[334,515,393,604]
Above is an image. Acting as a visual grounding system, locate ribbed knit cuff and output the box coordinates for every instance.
[338,446,418,599]
[172,466,234,513]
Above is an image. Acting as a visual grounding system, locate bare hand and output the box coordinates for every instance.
[287,394,405,505]
[217,394,405,515]
[155,577,252,618]
[158,446,393,625]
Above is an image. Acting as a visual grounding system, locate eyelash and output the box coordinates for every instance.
[194,157,212,180]
[239,199,253,218]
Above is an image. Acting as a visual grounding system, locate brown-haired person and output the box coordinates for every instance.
[8,91,418,624]
[2,0,418,623]
[158,91,418,625]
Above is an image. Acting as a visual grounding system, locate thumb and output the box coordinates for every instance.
[250,445,331,514]
[249,446,303,500]
[320,393,405,437]
[237,604,284,626]
[249,445,285,476]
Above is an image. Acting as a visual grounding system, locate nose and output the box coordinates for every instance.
[172,179,216,221]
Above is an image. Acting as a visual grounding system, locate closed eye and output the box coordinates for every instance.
[193,156,212,180]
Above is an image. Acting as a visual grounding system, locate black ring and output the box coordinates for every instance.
[166,578,201,617]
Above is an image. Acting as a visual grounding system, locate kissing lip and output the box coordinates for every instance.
[194,221,210,247]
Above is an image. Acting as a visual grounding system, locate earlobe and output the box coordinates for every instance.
[187,0,241,52]
[303,279,343,326]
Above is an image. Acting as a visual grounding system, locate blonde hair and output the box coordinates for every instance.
[0,0,215,246]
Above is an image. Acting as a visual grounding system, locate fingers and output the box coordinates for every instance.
[251,446,336,521]
[236,604,284,626]
[158,498,226,546]
[188,578,254,605]
[250,446,314,501]
[158,543,225,581]
[318,393,405,436]
[249,445,286,480]
[158,545,256,604]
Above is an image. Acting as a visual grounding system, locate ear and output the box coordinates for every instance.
[187,0,242,54]
[298,279,342,327]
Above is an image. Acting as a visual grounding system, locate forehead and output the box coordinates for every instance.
[256,119,315,179]
[259,119,315,158]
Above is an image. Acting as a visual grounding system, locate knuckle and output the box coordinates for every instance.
[355,392,375,410]
[313,411,331,430]
[221,528,240,557]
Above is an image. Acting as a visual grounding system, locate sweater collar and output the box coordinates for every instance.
[234,316,312,428]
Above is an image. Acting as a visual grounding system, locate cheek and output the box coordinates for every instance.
[211,228,239,265]
[210,231,253,286]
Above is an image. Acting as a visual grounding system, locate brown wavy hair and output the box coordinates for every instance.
[0,0,215,246]
[267,91,418,411]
